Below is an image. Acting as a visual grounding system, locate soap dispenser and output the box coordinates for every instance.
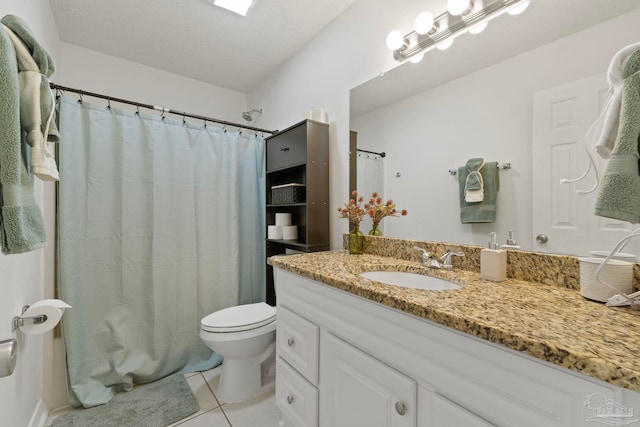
[481,232,507,282]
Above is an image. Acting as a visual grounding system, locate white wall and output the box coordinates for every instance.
[351,10,640,249]
[248,0,412,249]
[58,43,248,125]
[0,3,60,426]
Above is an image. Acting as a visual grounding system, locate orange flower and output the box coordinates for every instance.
[338,191,366,226]
[366,192,407,226]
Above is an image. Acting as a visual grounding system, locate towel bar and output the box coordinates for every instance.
[448,163,511,175]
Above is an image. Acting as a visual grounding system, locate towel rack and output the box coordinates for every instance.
[448,163,511,175]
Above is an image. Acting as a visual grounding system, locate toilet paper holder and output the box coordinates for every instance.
[12,305,47,332]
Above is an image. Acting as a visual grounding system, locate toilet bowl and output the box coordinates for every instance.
[200,302,276,402]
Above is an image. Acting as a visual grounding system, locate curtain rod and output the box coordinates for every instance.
[49,83,278,135]
[357,148,386,158]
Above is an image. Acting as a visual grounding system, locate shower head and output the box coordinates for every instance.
[242,108,262,121]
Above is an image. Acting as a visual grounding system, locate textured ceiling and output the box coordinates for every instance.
[48,0,358,93]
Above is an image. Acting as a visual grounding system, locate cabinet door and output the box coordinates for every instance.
[320,333,416,427]
[418,387,495,427]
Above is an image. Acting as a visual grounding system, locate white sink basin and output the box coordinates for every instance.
[359,271,461,291]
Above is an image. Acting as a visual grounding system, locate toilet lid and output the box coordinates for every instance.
[201,302,276,333]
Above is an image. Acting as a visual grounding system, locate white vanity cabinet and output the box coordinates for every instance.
[321,332,416,426]
[274,267,639,427]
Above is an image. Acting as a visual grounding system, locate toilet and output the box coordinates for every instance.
[200,302,277,402]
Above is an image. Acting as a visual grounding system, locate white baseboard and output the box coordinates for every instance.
[28,399,48,427]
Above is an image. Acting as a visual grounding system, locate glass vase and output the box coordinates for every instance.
[368,222,382,236]
[349,224,365,255]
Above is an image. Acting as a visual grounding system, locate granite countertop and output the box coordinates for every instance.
[268,250,640,393]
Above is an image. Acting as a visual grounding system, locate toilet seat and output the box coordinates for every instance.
[201,302,276,333]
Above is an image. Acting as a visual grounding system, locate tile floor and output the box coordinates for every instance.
[46,366,283,427]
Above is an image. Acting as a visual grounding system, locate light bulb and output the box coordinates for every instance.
[469,21,488,34]
[447,0,471,16]
[386,30,405,50]
[414,12,435,35]
[409,52,424,64]
[508,0,530,15]
[437,39,453,50]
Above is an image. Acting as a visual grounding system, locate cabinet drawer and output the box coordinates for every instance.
[266,130,307,171]
[277,305,319,385]
[276,357,318,427]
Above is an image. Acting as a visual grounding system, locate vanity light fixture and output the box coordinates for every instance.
[212,0,256,16]
[387,0,531,64]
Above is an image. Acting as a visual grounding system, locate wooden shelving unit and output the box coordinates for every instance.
[265,119,330,305]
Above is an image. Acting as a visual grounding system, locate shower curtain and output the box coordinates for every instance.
[56,96,265,408]
[357,152,385,232]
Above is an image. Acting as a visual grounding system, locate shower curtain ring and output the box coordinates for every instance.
[183,113,186,125]
[135,106,140,115]
[161,108,166,120]
[107,98,111,110]
[77,93,83,104]
[203,119,207,128]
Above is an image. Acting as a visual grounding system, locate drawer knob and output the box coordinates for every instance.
[287,395,294,405]
[395,402,406,416]
[287,338,295,347]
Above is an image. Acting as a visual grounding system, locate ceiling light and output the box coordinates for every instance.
[437,39,454,50]
[468,21,488,34]
[414,12,435,35]
[387,0,531,62]
[448,0,472,16]
[409,52,424,63]
[386,30,405,50]
[212,0,255,16]
[507,0,530,15]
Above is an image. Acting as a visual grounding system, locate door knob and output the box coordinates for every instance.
[287,395,294,404]
[536,234,548,243]
[287,338,295,347]
[395,402,406,416]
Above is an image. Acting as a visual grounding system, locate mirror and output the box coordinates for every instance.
[350,0,640,256]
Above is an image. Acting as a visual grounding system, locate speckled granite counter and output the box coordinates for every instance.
[268,249,640,393]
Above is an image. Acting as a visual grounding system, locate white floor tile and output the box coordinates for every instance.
[222,391,282,427]
[186,372,221,414]
[201,365,222,398]
[173,407,231,427]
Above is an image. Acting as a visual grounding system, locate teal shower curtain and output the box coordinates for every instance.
[56,96,265,408]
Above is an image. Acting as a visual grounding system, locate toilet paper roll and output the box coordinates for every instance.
[20,299,71,335]
[282,225,298,240]
[268,225,283,240]
[275,213,292,226]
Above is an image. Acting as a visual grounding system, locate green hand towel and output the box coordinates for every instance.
[0,24,46,254]
[594,49,640,223]
[458,159,500,223]
[2,15,60,181]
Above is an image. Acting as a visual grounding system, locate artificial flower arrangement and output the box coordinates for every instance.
[365,192,408,235]
[338,191,407,254]
[337,191,366,254]
[337,191,366,227]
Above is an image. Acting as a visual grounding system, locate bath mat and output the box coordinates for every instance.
[51,374,199,427]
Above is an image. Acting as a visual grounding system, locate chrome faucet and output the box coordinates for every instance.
[413,246,433,267]
[439,250,465,271]
[414,247,464,270]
